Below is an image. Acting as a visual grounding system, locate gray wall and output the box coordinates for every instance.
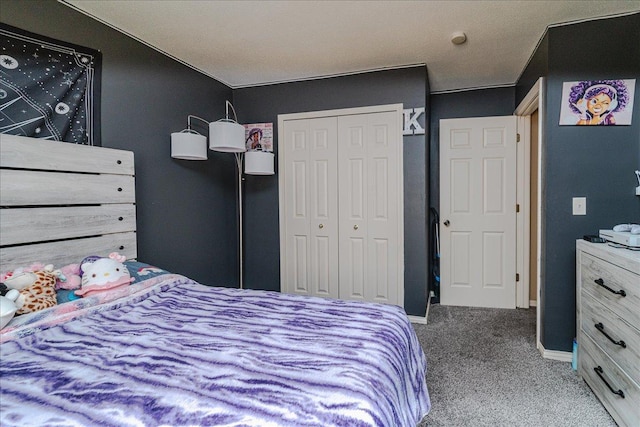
[427,87,516,297]
[2,2,431,315]
[516,32,548,106]
[8,2,635,344]
[1,0,240,287]
[539,13,640,351]
[429,87,517,210]
[234,67,430,316]
[517,13,640,352]
[430,11,640,356]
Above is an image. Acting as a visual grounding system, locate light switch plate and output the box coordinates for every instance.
[572,197,586,215]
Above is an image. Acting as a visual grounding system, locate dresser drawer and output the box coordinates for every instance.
[579,332,640,427]
[580,252,640,328]
[581,292,640,384]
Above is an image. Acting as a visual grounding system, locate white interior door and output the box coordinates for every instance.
[440,116,517,309]
[338,111,402,305]
[281,117,339,298]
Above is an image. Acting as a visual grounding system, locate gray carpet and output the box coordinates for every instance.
[413,304,616,427]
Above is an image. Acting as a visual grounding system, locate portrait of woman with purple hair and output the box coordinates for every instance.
[243,123,274,152]
[246,127,263,150]
[560,79,635,126]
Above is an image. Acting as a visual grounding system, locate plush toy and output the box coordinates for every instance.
[0,263,46,283]
[1,289,23,329]
[78,255,102,276]
[55,263,82,290]
[4,266,58,315]
[75,254,133,297]
[3,272,37,290]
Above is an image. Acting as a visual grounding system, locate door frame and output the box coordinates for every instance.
[277,103,405,306]
[514,77,545,353]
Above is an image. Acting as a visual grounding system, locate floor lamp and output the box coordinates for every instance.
[171,101,274,289]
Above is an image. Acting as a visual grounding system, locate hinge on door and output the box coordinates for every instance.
[516,133,521,143]
[516,273,520,282]
[516,204,520,213]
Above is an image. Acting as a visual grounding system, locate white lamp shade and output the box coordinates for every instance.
[209,121,246,152]
[171,132,207,160]
[245,151,275,175]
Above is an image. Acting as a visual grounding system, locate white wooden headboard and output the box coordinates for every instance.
[0,134,137,272]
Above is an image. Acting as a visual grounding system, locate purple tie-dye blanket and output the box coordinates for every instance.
[0,274,430,426]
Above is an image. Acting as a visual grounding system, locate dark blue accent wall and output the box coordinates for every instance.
[427,88,516,300]
[234,67,430,315]
[516,32,548,106]
[6,2,635,340]
[2,1,430,316]
[539,13,640,351]
[428,88,516,210]
[1,0,240,287]
[517,12,640,352]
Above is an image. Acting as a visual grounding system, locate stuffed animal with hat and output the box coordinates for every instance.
[75,253,134,297]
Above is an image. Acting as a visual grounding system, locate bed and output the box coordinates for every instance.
[0,134,430,426]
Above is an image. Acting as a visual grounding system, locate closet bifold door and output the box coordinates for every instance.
[279,104,404,307]
[337,111,401,305]
[281,117,339,299]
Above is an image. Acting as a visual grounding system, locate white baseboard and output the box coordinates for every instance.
[537,342,572,362]
[529,299,537,307]
[408,315,427,324]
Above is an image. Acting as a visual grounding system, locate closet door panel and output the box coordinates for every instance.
[309,119,338,298]
[338,111,400,305]
[284,123,311,295]
[338,118,367,301]
[366,112,400,304]
[282,118,338,298]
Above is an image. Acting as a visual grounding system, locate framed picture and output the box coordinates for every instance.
[244,123,273,152]
[559,79,635,126]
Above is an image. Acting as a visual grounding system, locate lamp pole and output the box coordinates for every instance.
[235,152,244,290]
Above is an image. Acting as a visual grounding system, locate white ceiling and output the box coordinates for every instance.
[63,0,640,93]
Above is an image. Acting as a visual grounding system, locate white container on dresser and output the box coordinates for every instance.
[576,240,640,427]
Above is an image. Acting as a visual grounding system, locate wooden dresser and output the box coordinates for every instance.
[576,240,640,427]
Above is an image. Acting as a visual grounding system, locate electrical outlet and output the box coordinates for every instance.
[572,197,586,215]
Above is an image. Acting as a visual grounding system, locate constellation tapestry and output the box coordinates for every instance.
[0,24,101,145]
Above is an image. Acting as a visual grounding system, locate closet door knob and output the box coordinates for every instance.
[319,224,324,229]
[444,220,450,227]
[354,225,359,230]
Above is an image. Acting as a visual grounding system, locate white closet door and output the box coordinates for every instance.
[337,111,401,305]
[281,117,339,298]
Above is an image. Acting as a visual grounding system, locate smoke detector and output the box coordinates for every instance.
[451,32,467,45]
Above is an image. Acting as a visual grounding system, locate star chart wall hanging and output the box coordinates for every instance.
[0,24,101,145]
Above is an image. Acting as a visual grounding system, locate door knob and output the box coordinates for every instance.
[443,220,450,227]
[354,224,359,230]
[319,223,324,229]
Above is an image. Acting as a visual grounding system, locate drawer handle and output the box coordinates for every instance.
[594,323,627,348]
[594,278,626,297]
[594,366,625,398]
